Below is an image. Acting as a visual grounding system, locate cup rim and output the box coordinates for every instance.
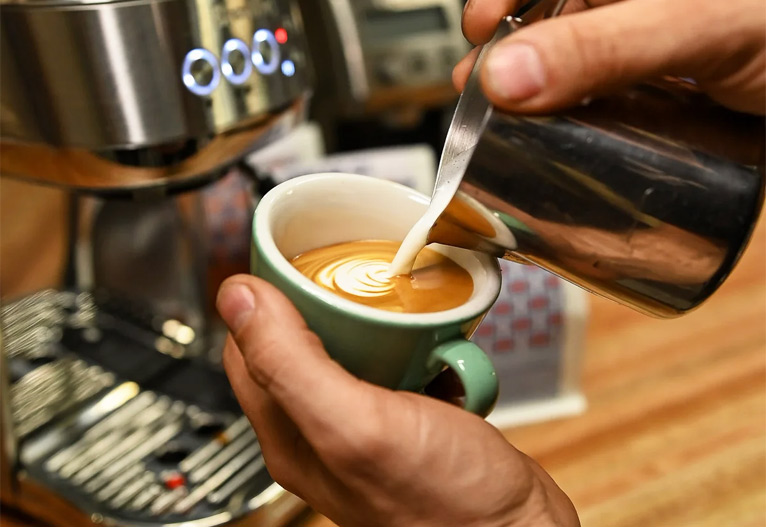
[253,173,502,327]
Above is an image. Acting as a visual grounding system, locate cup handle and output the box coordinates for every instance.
[427,340,499,417]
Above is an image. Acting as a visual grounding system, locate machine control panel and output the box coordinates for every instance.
[182,27,298,96]
[1,0,311,161]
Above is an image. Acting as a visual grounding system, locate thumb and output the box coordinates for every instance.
[216,274,371,435]
[480,0,765,114]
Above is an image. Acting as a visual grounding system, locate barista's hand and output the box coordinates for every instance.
[454,0,765,114]
[217,275,579,527]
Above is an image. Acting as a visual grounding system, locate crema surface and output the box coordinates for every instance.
[290,240,473,313]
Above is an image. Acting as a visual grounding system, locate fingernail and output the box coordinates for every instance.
[463,0,471,14]
[486,43,545,101]
[217,284,256,333]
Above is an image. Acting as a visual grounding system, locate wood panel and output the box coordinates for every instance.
[0,178,69,299]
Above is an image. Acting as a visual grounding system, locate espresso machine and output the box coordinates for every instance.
[0,0,312,524]
[296,0,469,151]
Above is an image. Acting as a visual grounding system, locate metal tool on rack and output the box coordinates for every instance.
[3,291,298,527]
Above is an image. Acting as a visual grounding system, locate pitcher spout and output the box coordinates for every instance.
[428,191,517,260]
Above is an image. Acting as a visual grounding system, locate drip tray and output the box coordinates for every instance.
[2,289,305,527]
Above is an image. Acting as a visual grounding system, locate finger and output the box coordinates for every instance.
[461,0,607,45]
[521,453,580,526]
[216,275,374,438]
[223,336,302,461]
[563,0,621,10]
[222,336,328,500]
[479,0,761,113]
[453,0,605,93]
[561,0,590,14]
[461,0,520,45]
[452,46,481,92]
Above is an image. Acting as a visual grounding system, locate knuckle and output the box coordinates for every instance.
[263,456,299,493]
[301,328,324,350]
[240,333,284,389]
[239,326,323,390]
[529,16,619,87]
[560,21,606,78]
[331,432,390,471]
[324,407,393,470]
[221,340,237,371]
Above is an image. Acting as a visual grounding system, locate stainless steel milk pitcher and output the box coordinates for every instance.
[428,13,765,317]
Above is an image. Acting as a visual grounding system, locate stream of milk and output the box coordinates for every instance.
[388,149,474,276]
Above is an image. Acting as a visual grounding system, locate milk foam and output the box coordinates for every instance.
[388,150,472,276]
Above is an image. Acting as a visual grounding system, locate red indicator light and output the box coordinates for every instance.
[163,472,186,490]
[275,28,288,44]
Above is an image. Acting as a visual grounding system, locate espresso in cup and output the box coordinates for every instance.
[290,240,473,313]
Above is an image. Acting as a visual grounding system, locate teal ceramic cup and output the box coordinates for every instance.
[251,173,501,416]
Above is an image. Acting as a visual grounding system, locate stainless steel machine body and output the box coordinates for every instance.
[429,12,765,318]
[1,0,309,191]
[0,0,311,524]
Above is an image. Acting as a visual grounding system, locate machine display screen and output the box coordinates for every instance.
[364,7,449,39]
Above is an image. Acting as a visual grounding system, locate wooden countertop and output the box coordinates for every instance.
[291,216,766,527]
[3,218,764,527]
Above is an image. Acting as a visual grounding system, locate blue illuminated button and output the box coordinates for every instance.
[281,59,295,77]
[182,48,220,96]
[252,29,280,75]
[221,39,253,85]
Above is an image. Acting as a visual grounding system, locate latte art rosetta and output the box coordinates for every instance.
[290,240,473,313]
[323,260,393,297]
